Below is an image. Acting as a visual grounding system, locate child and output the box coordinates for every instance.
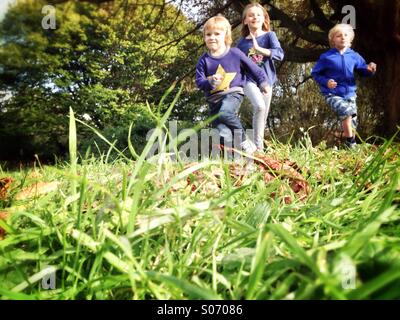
[311,23,376,148]
[236,3,284,151]
[195,15,270,155]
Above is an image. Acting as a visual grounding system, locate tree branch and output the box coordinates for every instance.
[309,0,334,31]
[282,46,326,63]
[266,3,328,46]
[154,0,237,52]
[295,75,313,89]
[51,0,113,3]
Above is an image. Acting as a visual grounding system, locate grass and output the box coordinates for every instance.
[0,90,399,300]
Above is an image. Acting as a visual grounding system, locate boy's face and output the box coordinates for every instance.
[204,27,226,54]
[332,30,352,50]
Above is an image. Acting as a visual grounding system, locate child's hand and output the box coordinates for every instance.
[213,74,223,82]
[327,79,337,89]
[210,73,223,87]
[250,33,271,57]
[250,33,259,50]
[367,62,377,73]
[261,85,269,95]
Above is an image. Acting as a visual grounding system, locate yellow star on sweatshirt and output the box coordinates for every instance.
[209,64,237,93]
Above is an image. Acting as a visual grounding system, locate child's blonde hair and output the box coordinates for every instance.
[241,2,270,37]
[328,23,355,48]
[203,15,232,46]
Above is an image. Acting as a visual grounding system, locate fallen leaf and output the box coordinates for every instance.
[0,177,13,200]
[15,181,60,200]
[0,211,8,220]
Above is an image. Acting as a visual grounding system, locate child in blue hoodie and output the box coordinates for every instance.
[312,23,376,148]
[196,15,270,155]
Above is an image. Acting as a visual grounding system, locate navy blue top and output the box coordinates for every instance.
[196,47,268,102]
[311,48,373,98]
[236,31,284,86]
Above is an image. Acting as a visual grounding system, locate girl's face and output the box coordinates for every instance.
[244,6,265,31]
[332,30,352,50]
[204,27,227,54]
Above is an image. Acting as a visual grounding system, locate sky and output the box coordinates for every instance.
[0,0,16,21]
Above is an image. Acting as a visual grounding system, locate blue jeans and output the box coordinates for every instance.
[209,92,245,145]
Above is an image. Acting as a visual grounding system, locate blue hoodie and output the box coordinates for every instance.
[311,48,373,99]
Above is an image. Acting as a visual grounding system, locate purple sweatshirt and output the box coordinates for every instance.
[236,31,284,86]
[195,47,268,102]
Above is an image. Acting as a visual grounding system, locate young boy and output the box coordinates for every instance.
[311,23,377,148]
[195,15,270,155]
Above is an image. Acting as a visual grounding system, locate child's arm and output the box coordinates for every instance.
[354,53,376,76]
[195,58,215,92]
[236,49,269,93]
[311,57,331,88]
[250,32,284,61]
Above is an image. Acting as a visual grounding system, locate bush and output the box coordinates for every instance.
[78,103,156,159]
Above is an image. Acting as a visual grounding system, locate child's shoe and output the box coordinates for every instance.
[344,136,357,149]
[240,139,257,154]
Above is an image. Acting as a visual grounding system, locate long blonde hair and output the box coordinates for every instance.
[203,15,233,46]
[241,3,270,37]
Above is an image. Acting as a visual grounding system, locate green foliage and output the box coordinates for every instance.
[0,124,399,299]
[0,0,202,159]
[78,102,156,158]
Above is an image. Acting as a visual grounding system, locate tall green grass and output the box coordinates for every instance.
[0,88,399,299]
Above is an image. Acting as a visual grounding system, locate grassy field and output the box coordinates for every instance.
[0,102,399,300]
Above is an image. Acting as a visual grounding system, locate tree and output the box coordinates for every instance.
[0,0,202,159]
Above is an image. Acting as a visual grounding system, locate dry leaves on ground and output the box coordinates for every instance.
[15,181,60,200]
[0,177,13,200]
[177,153,311,203]
[252,153,311,203]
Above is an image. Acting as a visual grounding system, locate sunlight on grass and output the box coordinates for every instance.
[0,90,399,300]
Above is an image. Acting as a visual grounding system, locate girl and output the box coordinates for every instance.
[237,3,284,151]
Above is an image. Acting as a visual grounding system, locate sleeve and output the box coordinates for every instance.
[354,53,374,77]
[235,37,245,51]
[311,56,330,87]
[195,56,213,92]
[236,38,250,57]
[266,32,284,61]
[237,49,268,87]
